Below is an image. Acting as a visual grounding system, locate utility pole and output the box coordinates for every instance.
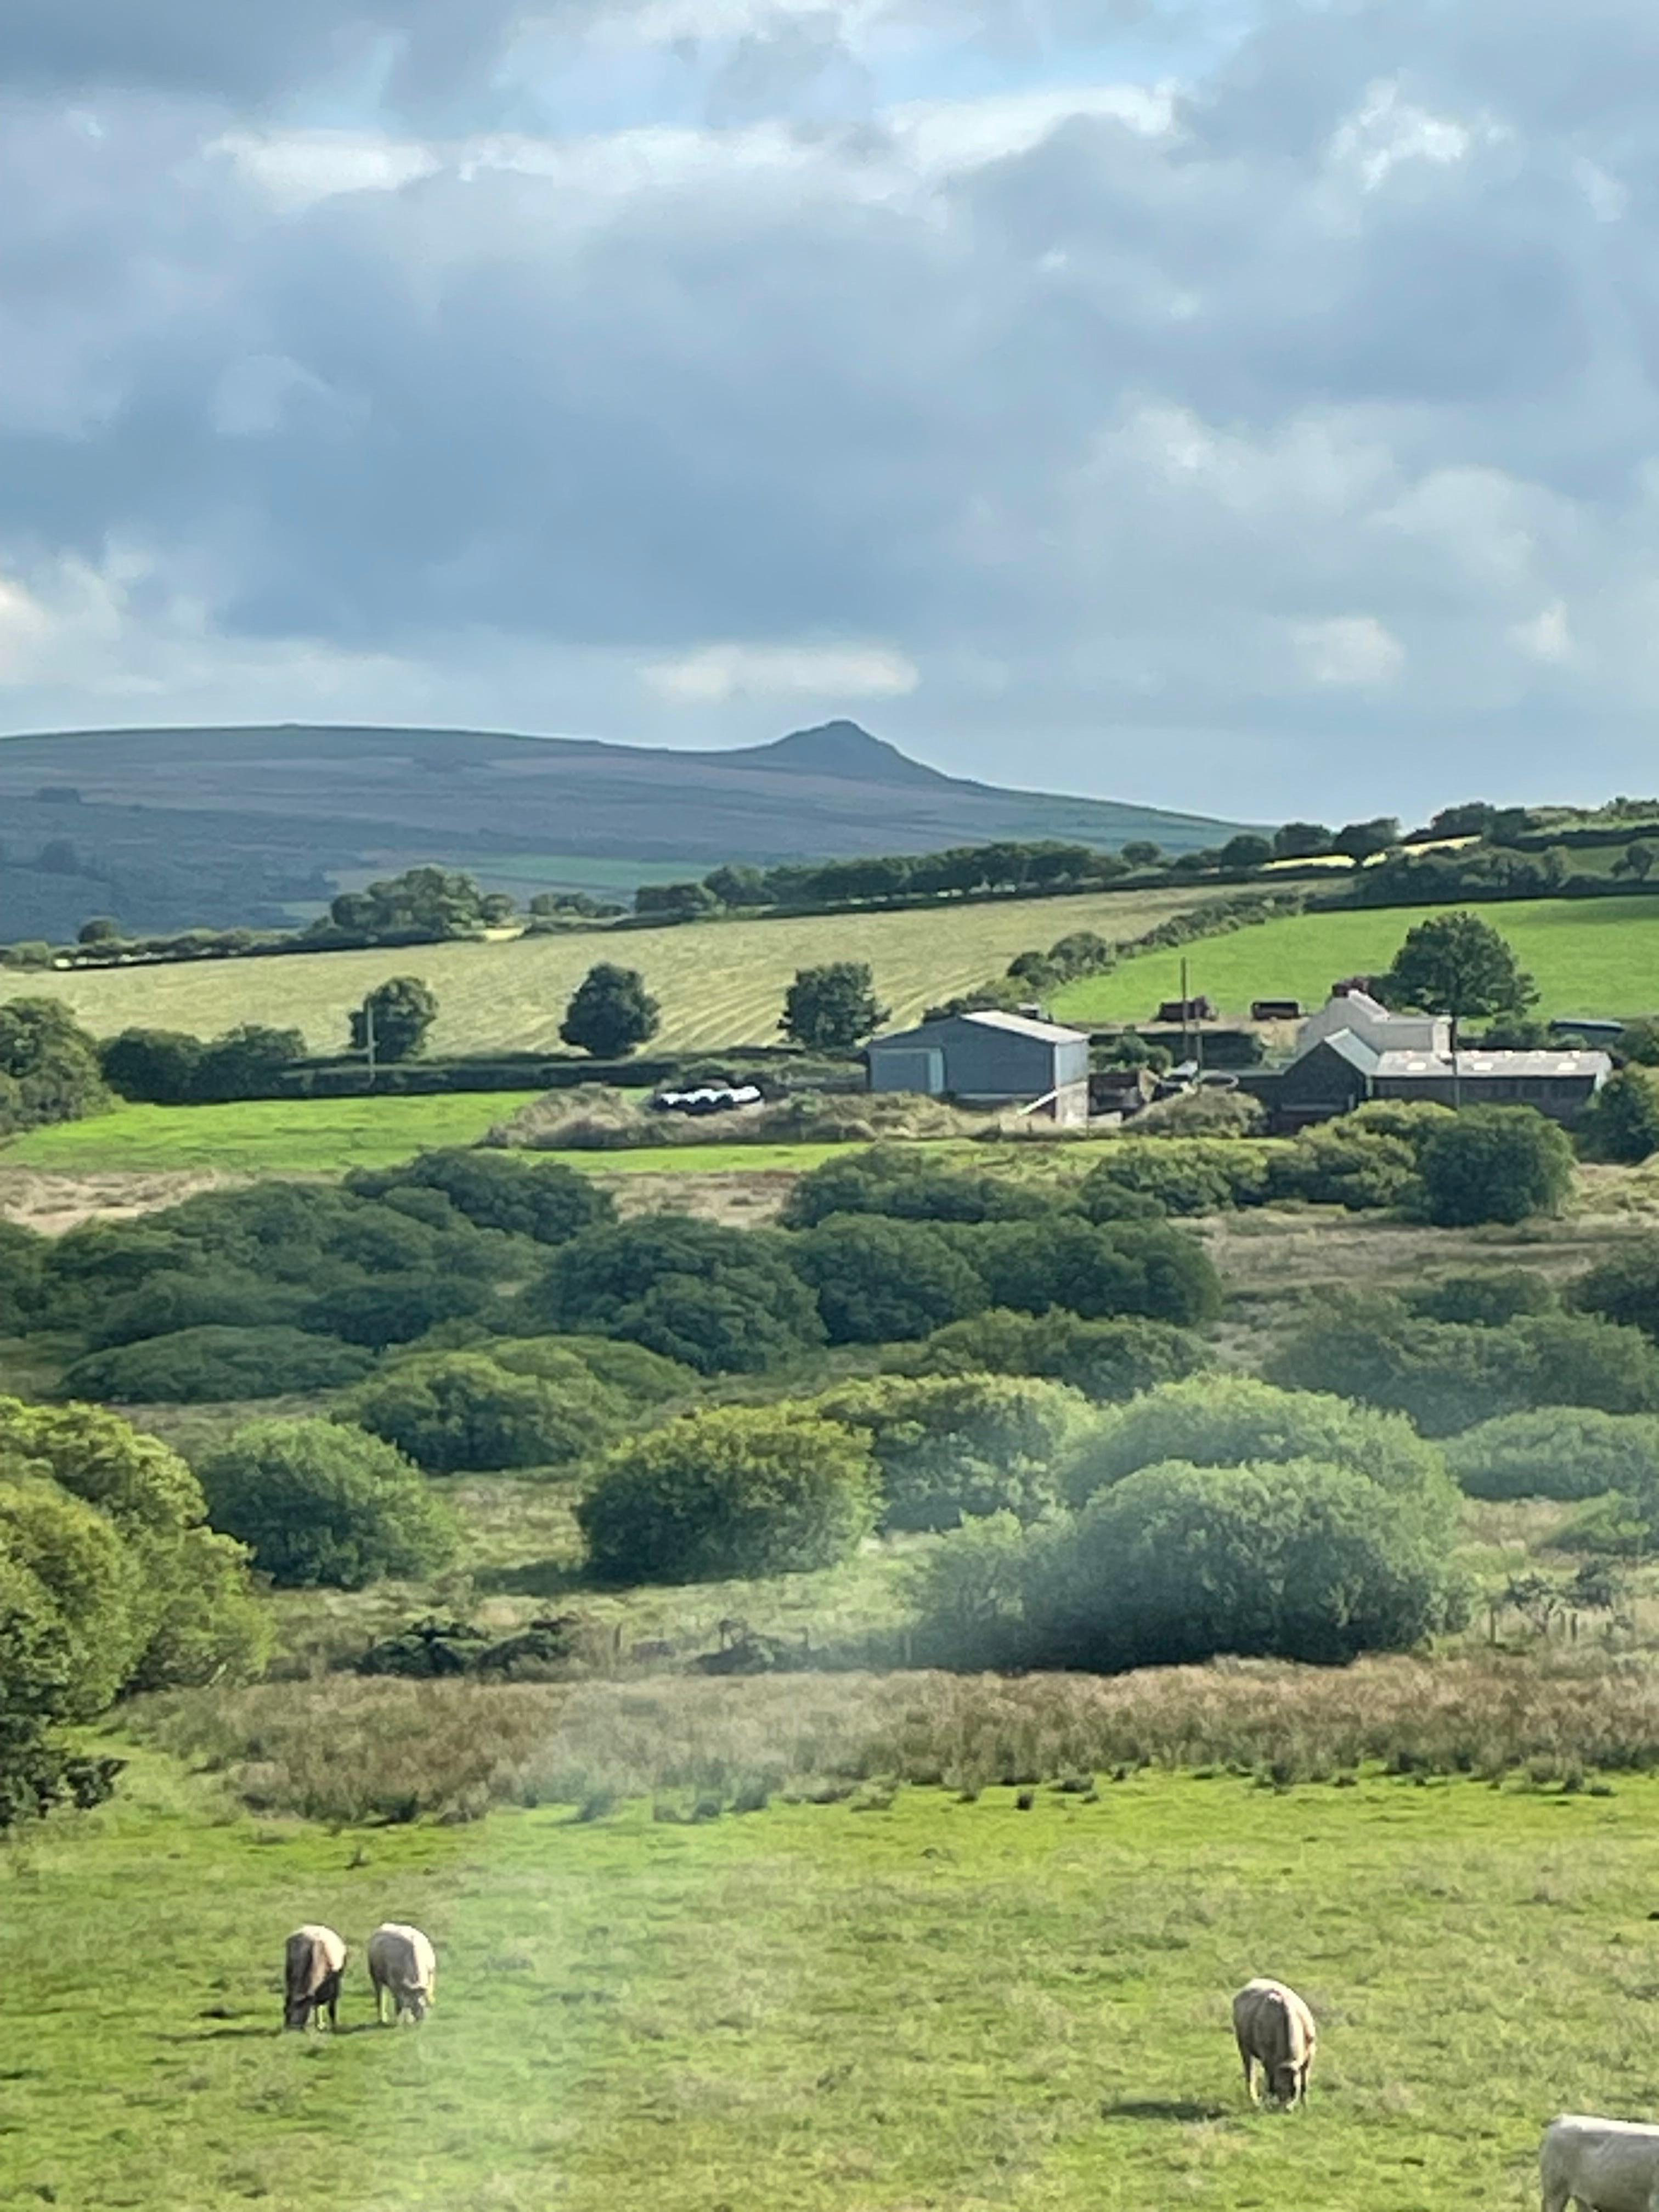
[1180,956,1191,1068]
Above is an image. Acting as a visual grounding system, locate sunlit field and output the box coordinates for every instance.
[0,1094,545,1176]
[2,1749,1644,2212]
[20,885,1223,1054]
[1052,896,1659,1027]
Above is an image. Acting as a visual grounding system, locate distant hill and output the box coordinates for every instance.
[0,719,1250,938]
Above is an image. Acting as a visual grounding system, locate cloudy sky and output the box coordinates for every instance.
[3,1,1658,821]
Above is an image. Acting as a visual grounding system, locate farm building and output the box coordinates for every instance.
[1247,990,1612,1128]
[866,1009,1091,1122]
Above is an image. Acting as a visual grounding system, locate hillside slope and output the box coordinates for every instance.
[0,719,1247,937]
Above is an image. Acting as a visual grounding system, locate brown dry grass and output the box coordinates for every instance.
[132,1648,1659,1825]
[0,1163,247,1233]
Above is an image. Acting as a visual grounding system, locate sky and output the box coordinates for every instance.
[2,1,1659,823]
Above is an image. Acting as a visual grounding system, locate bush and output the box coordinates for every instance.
[87,1269,311,1348]
[58,1327,375,1405]
[1404,1271,1558,1327]
[780,1144,1051,1228]
[303,1274,496,1348]
[897,1308,1210,1401]
[0,1221,45,1334]
[1130,1089,1266,1138]
[0,997,110,1134]
[1269,1124,1420,1211]
[1576,1242,1659,1342]
[1445,1408,1659,1502]
[344,1352,619,1473]
[492,1334,696,1405]
[522,1216,826,1374]
[1079,1142,1271,1218]
[1579,1068,1659,1164]
[1417,1107,1575,1227]
[814,1373,1096,1530]
[1063,1374,1449,1508]
[560,964,661,1058]
[788,1215,988,1343]
[1266,1296,1659,1435]
[99,1028,206,1105]
[578,1406,877,1583]
[970,1217,1223,1327]
[1020,1460,1464,1670]
[347,1149,614,1243]
[198,1419,458,1588]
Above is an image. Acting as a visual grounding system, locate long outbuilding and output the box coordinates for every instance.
[865,1009,1091,1122]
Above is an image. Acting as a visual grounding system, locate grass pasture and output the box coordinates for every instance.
[1052,894,1659,1027]
[0,1094,545,1176]
[4,1747,1654,2212]
[20,886,1221,1055]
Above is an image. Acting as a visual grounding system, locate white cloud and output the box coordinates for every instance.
[642,641,921,703]
[1511,600,1574,664]
[1289,617,1406,689]
[0,577,50,681]
[1326,78,1498,193]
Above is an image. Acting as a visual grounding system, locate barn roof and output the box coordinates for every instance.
[870,1009,1088,1050]
[1374,1048,1612,1078]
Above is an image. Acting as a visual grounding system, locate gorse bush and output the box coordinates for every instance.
[523,1216,826,1374]
[965,1217,1223,1327]
[198,1419,458,1589]
[1404,1271,1559,1327]
[1266,1295,1659,1435]
[780,1144,1051,1228]
[490,1334,696,1406]
[344,1351,619,1473]
[1080,1142,1272,1218]
[787,1215,988,1344]
[1445,1408,1659,1502]
[912,1459,1465,1674]
[895,1308,1210,1402]
[577,1405,877,1584]
[1417,1106,1576,1227]
[347,1148,615,1243]
[1268,1123,1420,1212]
[812,1372,1096,1531]
[1579,1067,1659,1164]
[1575,1242,1659,1343]
[1061,1375,1451,1509]
[59,1327,376,1405]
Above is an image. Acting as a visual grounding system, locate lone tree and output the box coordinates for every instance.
[560,963,661,1058]
[351,976,438,1063]
[1382,911,1537,1049]
[780,962,889,1053]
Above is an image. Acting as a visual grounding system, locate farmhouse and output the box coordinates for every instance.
[866,1009,1090,1122]
[1250,989,1612,1129]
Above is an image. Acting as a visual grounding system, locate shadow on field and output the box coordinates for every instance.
[1101,2099,1232,2124]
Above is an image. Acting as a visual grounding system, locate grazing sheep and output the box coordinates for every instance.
[1232,1978,1316,2108]
[1540,2114,1659,2212]
[368,1923,437,2024]
[283,1925,347,2032]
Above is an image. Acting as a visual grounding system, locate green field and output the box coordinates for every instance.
[3,1747,1644,2212]
[0,1094,543,1176]
[1052,896,1659,1027]
[20,887,1220,1054]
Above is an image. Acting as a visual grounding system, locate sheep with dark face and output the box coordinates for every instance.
[283,1925,347,2032]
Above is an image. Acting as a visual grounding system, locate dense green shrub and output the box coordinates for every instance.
[1266,1296,1659,1435]
[969,1217,1222,1327]
[1024,1460,1465,1669]
[1404,1271,1559,1327]
[0,997,110,1134]
[522,1216,826,1373]
[490,1334,696,1404]
[1062,1374,1448,1506]
[0,1477,143,1716]
[1445,1408,1659,1501]
[1268,1124,1420,1211]
[578,1406,876,1583]
[344,1352,619,1473]
[896,1308,1210,1401]
[1575,1242,1659,1342]
[1345,1098,1457,1154]
[1417,1107,1575,1226]
[1130,1090,1266,1138]
[87,1269,311,1348]
[99,1027,206,1104]
[788,1215,988,1343]
[303,1274,496,1348]
[198,1419,458,1588]
[1579,1068,1659,1164]
[58,1327,375,1405]
[347,1148,614,1243]
[0,1221,45,1334]
[814,1373,1095,1530]
[780,1145,1051,1228]
[1079,1142,1272,1218]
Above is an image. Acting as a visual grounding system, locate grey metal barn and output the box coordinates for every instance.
[866,1009,1091,1122]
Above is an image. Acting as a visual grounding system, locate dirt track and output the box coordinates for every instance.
[0,1167,250,1236]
